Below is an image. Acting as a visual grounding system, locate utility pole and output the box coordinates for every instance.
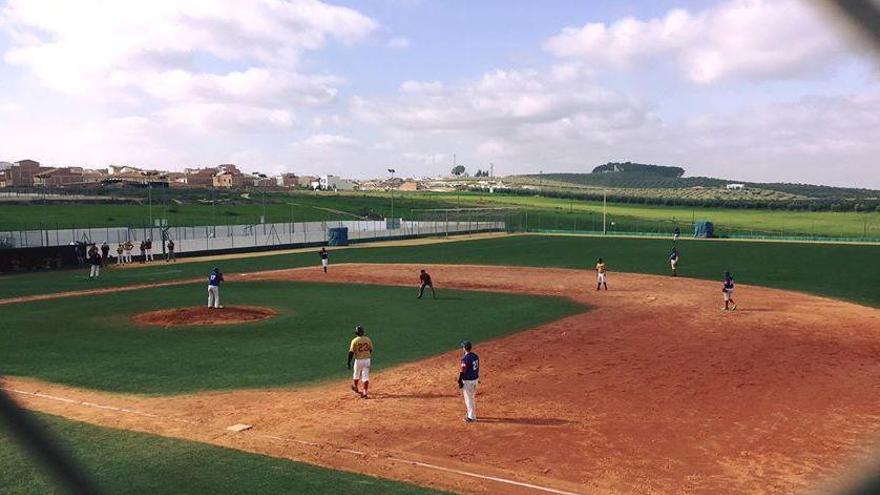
[603,190,607,235]
[490,162,494,178]
[387,168,396,223]
[148,184,153,228]
[261,188,267,224]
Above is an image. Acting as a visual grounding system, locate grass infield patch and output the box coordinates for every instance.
[1,281,583,394]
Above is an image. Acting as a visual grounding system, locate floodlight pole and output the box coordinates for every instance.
[387,168,396,223]
[603,190,607,235]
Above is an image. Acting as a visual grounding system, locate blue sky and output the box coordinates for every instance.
[0,0,878,187]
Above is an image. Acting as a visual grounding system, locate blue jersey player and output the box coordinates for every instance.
[668,247,680,277]
[458,340,480,423]
[207,267,224,309]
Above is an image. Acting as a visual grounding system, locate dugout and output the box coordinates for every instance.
[693,221,715,238]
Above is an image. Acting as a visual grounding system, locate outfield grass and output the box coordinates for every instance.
[420,192,880,238]
[1,281,582,394]
[1,412,446,495]
[1,235,878,307]
[3,190,878,238]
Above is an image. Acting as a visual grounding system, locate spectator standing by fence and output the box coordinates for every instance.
[100,242,110,266]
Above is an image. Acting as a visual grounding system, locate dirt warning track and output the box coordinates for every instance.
[5,264,880,495]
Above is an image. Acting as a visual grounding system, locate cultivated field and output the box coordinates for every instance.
[3,234,880,494]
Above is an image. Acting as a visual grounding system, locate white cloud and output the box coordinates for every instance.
[355,67,651,138]
[387,36,410,49]
[159,103,295,133]
[0,102,21,113]
[299,133,358,147]
[400,80,444,93]
[1,0,376,131]
[544,0,851,84]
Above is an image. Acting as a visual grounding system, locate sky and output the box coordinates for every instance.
[0,0,878,187]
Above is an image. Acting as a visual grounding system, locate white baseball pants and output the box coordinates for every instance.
[207,285,220,308]
[462,379,478,421]
[353,358,371,382]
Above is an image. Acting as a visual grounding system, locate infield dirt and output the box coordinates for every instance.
[132,305,277,327]
[4,264,880,494]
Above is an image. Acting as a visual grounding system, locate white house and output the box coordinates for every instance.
[725,183,745,190]
[318,175,355,191]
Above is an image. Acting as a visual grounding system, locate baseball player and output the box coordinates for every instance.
[139,241,146,264]
[595,258,608,291]
[123,240,133,263]
[347,325,373,398]
[166,239,176,262]
[722,271,737,311]
[115,243,124,264]
[668,246,680,277]
[207,267,224,309]
[145,238,154,262]
[319,247,329,273]
[100,241,110,266]
[87,244,101,279]
[458,340,480,423]
[417,269,436,299]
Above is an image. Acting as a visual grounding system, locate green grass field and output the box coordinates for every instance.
[1,412,446,495]
[1,235,878,306]
[1,280,582,394]
[3,190,879,238]
[2,233,879,495]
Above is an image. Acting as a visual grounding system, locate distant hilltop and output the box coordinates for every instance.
[592,162,685,178]
[511,161,880,210]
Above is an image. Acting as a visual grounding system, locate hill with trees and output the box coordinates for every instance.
[510,162,880,212]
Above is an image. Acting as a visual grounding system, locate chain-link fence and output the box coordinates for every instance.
[0,216,507,254]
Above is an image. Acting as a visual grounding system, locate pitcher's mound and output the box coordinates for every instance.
[133,306,277,327]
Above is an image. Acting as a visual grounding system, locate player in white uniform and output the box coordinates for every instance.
[595,258,608,291]
[347,326,373,398]
[319,247,329,273]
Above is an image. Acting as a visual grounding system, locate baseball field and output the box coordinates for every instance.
[3,233,880,494]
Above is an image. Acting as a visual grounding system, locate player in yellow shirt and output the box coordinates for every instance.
[595,258,608,291]
[347,325,373,398]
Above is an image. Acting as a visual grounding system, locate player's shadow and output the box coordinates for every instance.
[372,392,454,400]
[477,416,572,426]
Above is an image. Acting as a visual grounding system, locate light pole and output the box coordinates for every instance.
[148,184,153,228]
[387,168,396,223]
[603,190,607,235]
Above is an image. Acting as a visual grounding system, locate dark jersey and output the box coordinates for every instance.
[208,272,224,286]
[723,278,735,291]
[420,273,432,285]
[319,251,329,260]
[460,352,479,380]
